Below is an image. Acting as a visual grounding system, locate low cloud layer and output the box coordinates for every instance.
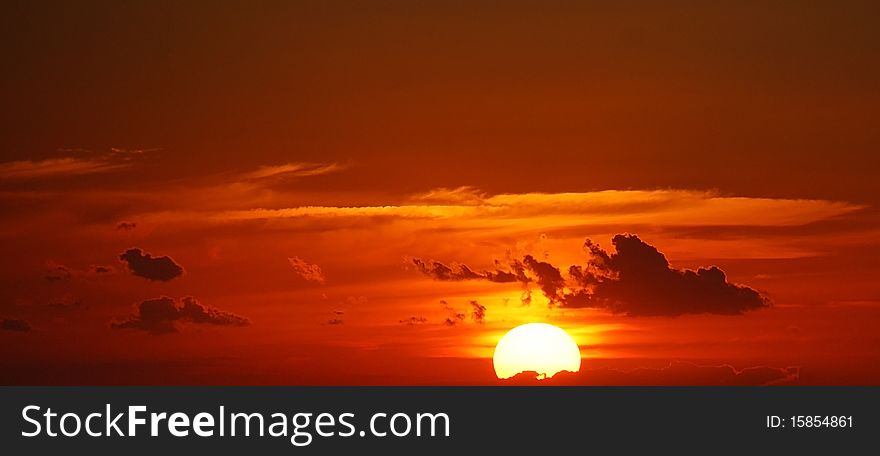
[119,248,184,281]
[502,361,800,386]
[111,296,249,334]
[415,234,769,316]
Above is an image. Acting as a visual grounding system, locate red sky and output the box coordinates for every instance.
[1,1,879,385]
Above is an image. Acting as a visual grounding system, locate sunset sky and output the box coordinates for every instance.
[1,1,879,385]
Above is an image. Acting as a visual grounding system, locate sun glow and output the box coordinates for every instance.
[493,323,582,380]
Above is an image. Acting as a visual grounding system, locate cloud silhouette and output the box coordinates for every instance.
[1,318,32,332]
[116,221,137,231]
[44,262,72,282]
[470,300,486,323]
[90,265,115,275]
[412,259,482,281]
[111,296,249,334]
[561,234,769,316]
[288,256,326,284]
[399,316,428,325]
[119,248,184,281]
[413,234,768,316]
[45,262,116,281]
[440,300,466,326]
[521,255,565,303]
[412,258,522,283]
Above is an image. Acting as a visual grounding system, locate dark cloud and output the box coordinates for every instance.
[90,265,115,275]
[520,289,532,306]
[440,300,466,326]
[412,259,482,281]
[324,310,344,326]
[559,234,769,316]
[411,258,530,306]
[414,234,768,316]
[521,255,565,303]
[116,221,137,231]
[44,262,72,282]
[484,260,523,283]
[45,262,115,281]
[399,316,428,325]
[119,248,184,281]
[412,258,522,283]
[1,318,32,332]
[111,296,248,334]
[470,300,486,323]
[484,270,519,282]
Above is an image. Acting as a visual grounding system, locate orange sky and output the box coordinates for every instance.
[1,1,879,385]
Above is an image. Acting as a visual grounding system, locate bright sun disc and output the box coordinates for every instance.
[493,323,581,380]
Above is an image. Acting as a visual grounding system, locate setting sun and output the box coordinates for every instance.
[493,323,582,380]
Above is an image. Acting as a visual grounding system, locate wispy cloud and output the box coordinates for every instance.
[241,162,348,181]
[0,148,154,180]
[409,186,487,205]
[108,147,162,155]
[0,157,129,180]
[161,190,863,229]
